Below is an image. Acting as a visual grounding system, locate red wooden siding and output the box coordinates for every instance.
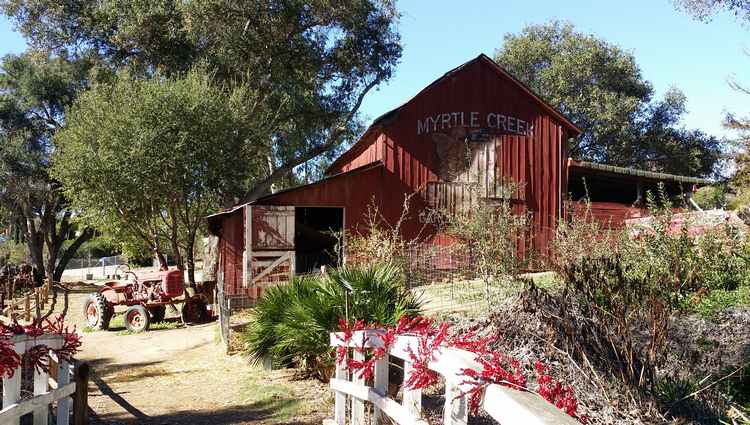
[219,208,244,295]
[258,162,427,239]
[326,55,577,255]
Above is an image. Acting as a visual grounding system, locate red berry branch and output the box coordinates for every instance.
[335,316,586,423]
[0,315,82,378]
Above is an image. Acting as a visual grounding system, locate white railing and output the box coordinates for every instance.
[0,334,80,425]
[328,329,579,425]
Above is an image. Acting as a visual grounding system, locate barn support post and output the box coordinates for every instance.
[243,205,252,289]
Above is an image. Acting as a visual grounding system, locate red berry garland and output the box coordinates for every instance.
[0,315,82,378]
[335,316,585,422]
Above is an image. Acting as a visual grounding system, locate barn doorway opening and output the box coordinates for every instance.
[295,207,344,274]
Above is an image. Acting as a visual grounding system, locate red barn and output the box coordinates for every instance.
[208,54,707,305]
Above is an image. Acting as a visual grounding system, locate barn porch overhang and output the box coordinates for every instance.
[567,158,711,212]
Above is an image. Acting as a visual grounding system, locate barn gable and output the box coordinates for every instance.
[327,54,580,176]
[327,54,582,254]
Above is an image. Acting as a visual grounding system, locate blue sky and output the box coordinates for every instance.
[0,0,747,139]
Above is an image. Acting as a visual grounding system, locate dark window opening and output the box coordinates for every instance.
[295,207,344,274]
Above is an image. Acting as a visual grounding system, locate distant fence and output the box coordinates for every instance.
[61,255,128,282]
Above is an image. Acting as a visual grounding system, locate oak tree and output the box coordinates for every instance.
[495,21,723,177]
[52,69,259,285]
[0,52,96,282]
[2,0,402,201]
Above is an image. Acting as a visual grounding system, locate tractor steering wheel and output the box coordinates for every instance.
[124,270,139,284]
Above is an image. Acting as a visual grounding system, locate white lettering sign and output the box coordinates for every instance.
[416,111,533,136]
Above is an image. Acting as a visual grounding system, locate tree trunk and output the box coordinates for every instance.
[52,228,94,282]
[45,252,58,284]
[185,230,196,288]
[154,248,169,270]
[27,233,45,279]
[168,203,184,273]
[24,216,46,280]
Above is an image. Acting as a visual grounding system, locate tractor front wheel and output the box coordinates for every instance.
[124,305,150,333]
[83,293,113,330]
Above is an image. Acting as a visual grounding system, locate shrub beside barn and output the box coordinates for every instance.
[207,54,707,307]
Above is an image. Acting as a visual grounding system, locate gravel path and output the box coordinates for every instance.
[60,290,328,425]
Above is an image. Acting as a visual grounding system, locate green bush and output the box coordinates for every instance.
[551,189,750,388]
[243,263,422,380]
[692,286,750,317]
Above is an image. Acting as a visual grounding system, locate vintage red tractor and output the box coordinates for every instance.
[82,268,211,333]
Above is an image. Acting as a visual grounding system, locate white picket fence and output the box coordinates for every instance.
[0,334,77,425]
[328,329,580,425]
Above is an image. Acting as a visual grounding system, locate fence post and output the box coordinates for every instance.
[73,363,90,425]
[56,359,71,425]
[24,294,30,321]
[373,353,389,425]
[3,340,23,425]
[443,379,468,425]
[33,362,50,425]
[334,350,348,425]
[403,360,422,417]
[351,349,366,425]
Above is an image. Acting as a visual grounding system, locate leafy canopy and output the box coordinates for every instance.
[672,0,750,22]
[0,51,98,280]
[2,0,403,199]
[495,21,723,177]
[51,68,257,280]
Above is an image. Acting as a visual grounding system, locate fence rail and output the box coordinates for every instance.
[327,329,579,425]
[1,280,52,324]
[0,334,89,425]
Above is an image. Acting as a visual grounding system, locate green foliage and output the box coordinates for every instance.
[0,239,28,264]
[244,263,422,380]
[0,51,97,280]
[2,0,402,200]
[626,190,749,298]
[693,184,729,210]
[72,236,119,259]
[552,188,750,387]
[495,21,723,177]
[692,286,750,317]
[52,68,256,281]
[673,0,750,23]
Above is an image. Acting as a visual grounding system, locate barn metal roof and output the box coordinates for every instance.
[206,161,386,222]
[568,159,711,185]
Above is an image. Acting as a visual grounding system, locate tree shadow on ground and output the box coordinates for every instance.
[89,398,323,425]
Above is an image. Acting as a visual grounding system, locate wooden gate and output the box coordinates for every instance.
[246,205,296,299]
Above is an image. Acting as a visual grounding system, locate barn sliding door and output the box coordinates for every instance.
[245,205,295,299]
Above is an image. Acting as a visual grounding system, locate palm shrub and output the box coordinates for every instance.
[244,262,422,380]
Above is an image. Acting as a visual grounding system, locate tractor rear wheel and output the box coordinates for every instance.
[149,306,166,322]
[83,293,112,330]
[181,297,209,325]
[124,305,150,333]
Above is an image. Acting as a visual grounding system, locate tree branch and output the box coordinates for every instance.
[241,76,380,202]
[52,227,94,282]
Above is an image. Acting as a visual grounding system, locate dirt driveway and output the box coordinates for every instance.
[61,291,329,425]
